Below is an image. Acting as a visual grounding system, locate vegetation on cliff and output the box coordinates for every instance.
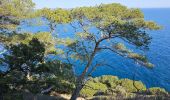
[0,0,169,100]
[80,75,169,100]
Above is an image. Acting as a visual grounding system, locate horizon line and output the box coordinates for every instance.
[34,7,170,10]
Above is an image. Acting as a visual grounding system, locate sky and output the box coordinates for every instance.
[32,0,170,9]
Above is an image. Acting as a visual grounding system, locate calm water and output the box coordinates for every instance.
[1,8,170,91]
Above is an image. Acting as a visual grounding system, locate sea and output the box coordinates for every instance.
[0,8,170,91]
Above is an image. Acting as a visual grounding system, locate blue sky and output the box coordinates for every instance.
[32,0,170,9]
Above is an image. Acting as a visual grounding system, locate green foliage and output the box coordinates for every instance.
[149,87,168,95]
[76,32,91,39]
[31,60,76,94]
[69,3,161,70]
[80,80,107,97]
[0,0,36,50]
[113,43,154,68]
[0,36,75,95]
[0,0,35,18]
[127,52,154,68]
[114,43,130,53]
[71,3,160,30]
[80,76,169,99]
[5,32,57,54]
[0,38,46,94]
[96,75,119,88]
[80,75,147,97]
[31,8,72,26]
[0,0,35,31]
[0,2,165,99]
[58,37,76,46]
[120,79,146,92]
[3,38,45,72]
[0,0,75,94]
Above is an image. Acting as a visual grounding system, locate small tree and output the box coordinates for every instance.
[0,0,35,54]
[0,0,35,98]
[0,38,46,98]
[0,33,75,97]
[63,4,160,100]
[2,38,45,76]
[0,1,75,97]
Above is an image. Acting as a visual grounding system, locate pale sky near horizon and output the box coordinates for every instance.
[32,0,170,9]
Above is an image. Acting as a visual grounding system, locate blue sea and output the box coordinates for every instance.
[91,8,170,91]
[1,8,170,91]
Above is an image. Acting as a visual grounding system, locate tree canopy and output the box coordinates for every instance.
[0,0,75,98]
[0,0,35,29]
[0,34,75,95]
[0,0,35,44]
[0,1,163,100]
[68,3,160,99]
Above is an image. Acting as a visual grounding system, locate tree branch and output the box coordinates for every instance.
[98,46,150,67]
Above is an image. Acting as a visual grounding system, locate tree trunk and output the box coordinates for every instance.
[70,42,99,100]
[70,83,83,100]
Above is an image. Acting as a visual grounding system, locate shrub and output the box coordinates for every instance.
[98,75,119,88]
[149,87,168,96]
[80,80,108,97]
[120,79,146,92]
[80,75,169,99]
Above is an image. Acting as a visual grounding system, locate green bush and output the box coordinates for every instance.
[80,80,108,97]
[98,75,119,88]
[149,87,168,95]
[80,75,119,97]
[120,79,146,92]
[80,75,169,98]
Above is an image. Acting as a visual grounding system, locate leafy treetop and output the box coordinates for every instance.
[68,3,161,68]
[0,0,35,30]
